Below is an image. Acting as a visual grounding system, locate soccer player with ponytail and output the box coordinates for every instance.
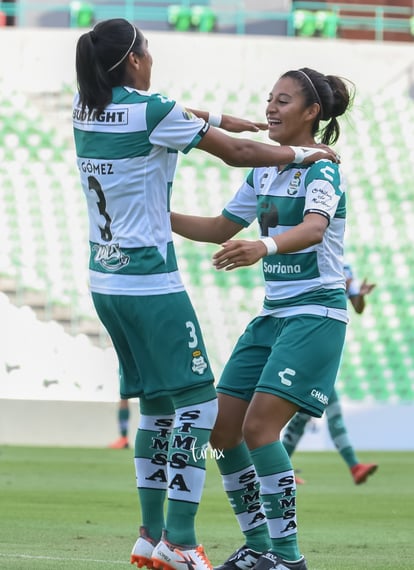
[172,67,354,570]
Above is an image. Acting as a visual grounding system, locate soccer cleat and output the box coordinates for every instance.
[351,463,378,485]
[131,526,156,568]
[109,435,129,449]
[151,532,212,570]
[214,545,261,570]
[254,551,308,570]
[294,475,305,485]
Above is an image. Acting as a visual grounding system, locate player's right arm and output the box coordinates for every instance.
[171,212,242,244]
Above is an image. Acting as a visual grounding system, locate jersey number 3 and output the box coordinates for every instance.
[88,175,113,242]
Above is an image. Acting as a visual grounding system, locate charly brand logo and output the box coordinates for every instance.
[191,442,224,462]
[311,389,329,405]
[278,367,296,387]
[93,243,130,271]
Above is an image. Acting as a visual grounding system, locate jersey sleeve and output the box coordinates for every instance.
[222,169,256,227]
[304,160,344,222]
[147,95,208,153]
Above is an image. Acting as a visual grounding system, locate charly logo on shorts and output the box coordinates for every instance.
[278,367,296,386]
[93,243,130,271]
[311,389,329,405]
[191,350,208,375]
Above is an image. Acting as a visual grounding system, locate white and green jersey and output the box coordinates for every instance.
[223,160,348,323]
[73,86,208,295]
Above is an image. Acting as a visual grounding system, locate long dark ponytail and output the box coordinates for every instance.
[282,67,355,145]
[75,18,145,115]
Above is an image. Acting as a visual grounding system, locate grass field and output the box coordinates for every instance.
[0,446,413,569]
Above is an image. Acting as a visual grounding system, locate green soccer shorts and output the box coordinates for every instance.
[92,290,215,399]
[217,314,346,417]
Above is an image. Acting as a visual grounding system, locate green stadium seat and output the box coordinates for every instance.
[315,10,339,38]
[168,5,192,31]
[69,1,94,28]
[191,5,217,32]
[293,10,317,37]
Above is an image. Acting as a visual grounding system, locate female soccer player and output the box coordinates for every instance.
[73,19,333,570]
[172,67,354,570]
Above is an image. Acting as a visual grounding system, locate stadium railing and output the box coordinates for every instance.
[1,1,413,41]
[292,1,413,41]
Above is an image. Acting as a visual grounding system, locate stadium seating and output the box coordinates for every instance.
[1,78,413,404]
[69,1,94,28]
[167,5,193,31]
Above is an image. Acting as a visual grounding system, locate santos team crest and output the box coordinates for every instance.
[92,243,130,271]
[191,350,208,375]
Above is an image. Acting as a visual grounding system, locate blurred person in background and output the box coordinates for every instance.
[108,398,130,449]
[283,263,377,485]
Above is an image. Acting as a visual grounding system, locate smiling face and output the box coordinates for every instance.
[266,76,320,146]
